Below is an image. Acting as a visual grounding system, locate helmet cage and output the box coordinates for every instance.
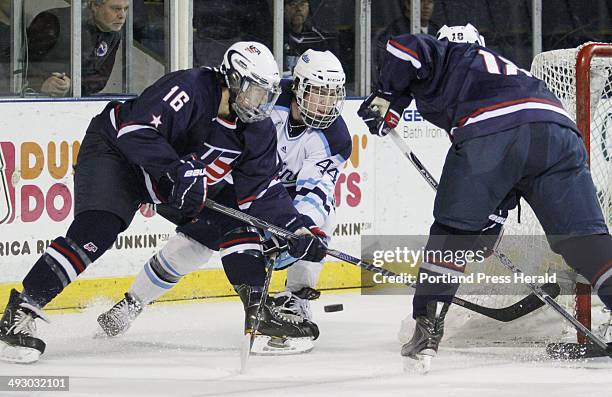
[295,78,346,129]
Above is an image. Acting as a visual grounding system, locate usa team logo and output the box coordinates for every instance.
[199,143,241,185]
[302,54,310,63]
[83,242,98,253]
[245,45,261,55]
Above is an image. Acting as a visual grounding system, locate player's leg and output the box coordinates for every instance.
[220,225,319,340]
[97,187,239,336]
[276,260,323,321]
[518,123,612,312]
[97,231,214,336]
[405,129,525,369]
[272,216,335,326]
[0,133,141,363]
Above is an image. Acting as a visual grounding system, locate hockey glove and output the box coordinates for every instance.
[263,235,296,270]
[358,92,412,137]
[166,154,208,218]
[287,227,328,263]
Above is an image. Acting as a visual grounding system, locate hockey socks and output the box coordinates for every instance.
[130,253,185,304]
[129,233,212,304]
[554,234,612,309]
[220,227,266,286]
[22,236,92,307]
[22,211,123,307]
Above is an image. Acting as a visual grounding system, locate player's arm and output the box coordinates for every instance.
[358,34,433,136]
[114,72,202,180]
[114,72,207,215]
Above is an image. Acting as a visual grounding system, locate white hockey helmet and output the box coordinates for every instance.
[437,23,486,47]
[220,41,281,123]
[292,49,346,129]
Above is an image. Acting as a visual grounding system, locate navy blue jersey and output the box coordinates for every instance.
[378,34,579,142]
[86,68,302,229]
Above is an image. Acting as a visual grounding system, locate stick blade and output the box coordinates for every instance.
[453,282,561,322]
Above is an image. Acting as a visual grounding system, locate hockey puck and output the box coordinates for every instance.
[324,304,343,312]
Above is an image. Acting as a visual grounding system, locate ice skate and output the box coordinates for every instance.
[0,289,49,364]
[97,292,143,337]
[401,301,449,374]
[271,287,321,321]
[236,285,318,355]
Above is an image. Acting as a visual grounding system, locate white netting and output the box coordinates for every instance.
[416,43,612,347]
[531,45,612,229]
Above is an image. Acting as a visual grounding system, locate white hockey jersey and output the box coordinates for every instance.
[270,83,352,235]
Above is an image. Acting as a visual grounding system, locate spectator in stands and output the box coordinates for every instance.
[374,0,439,83]
[0,0,10,94]
[284,0,337,74]
[26,0,128,97]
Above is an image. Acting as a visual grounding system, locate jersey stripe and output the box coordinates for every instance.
[456,97,572,130]
[117,124,158,138]
[140,167,163,204]
[386,40,422,69]
[238,179,281,210]
[215,117,237,130]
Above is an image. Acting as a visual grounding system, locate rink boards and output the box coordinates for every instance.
[0,98,450,309]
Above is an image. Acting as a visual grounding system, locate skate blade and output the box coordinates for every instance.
[93,329,114,339]
[250,336,314,356]
[92,325,128,339]
[239,333,253,374]
[402,349,435,374]
[0,341,41,364]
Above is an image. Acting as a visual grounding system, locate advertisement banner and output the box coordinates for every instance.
[0,99,450,283]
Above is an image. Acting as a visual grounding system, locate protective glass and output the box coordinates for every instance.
[233,77,281,123]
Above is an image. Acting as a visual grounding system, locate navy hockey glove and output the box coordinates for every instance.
[358,92,412,137]
[287,227,328,263]
[166,154,208,218]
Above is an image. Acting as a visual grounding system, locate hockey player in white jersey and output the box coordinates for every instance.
[97,49,352,353]
[266,49,351,324]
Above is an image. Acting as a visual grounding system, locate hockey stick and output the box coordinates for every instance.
[495,251,612,358]
[204,199,557,322]
[387,128,612,357]
[388,129,439,191]
[240,255,275,374]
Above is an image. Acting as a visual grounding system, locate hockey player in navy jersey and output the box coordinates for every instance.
[0,41,327,364]
[359,24,612,369]
[96,49,351,354]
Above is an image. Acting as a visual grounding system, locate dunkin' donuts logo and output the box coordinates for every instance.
[0,141,79,224]
[0,143,15,224]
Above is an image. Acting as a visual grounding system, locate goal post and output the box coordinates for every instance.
[531,42,612,344]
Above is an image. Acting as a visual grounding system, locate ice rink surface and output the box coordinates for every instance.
[1,291,610,397]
